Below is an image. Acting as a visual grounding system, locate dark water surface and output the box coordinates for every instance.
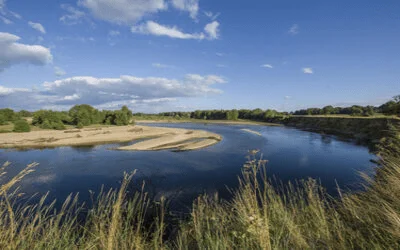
[0,123,376,211]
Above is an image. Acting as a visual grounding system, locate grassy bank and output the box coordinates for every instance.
[1,138,400,249]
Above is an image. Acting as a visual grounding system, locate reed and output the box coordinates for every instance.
[0,135,399,249]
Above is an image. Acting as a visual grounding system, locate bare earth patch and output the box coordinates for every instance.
[0,125,222,151]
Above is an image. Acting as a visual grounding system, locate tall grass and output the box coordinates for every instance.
[1,139,400,249]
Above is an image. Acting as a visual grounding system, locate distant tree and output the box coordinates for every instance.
[114,111,129,126]
[363,106,375,117]
[226,110,239,120]
[69,104,98,126]
[13,119,31,133]
[350,106,364,116]
[32,110,67,130]
[18,110,32,117]
[0,108,15,121]
[0,114,6,125]
[322,106,335,115]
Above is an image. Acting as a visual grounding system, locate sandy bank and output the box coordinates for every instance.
[0,125,222,151]
[241,129,262,136]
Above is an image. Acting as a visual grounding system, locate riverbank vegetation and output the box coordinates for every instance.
[1,95,399,134]
[0,133,399,249]
[0,105,134,133]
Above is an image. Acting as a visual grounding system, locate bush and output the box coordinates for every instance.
[39,120,53,129]
[76,122,84,129]
[0,114,6,125]
[13,119,31,133]
[52,121,66,130]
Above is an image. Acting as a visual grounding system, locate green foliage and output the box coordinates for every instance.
[0,114,6,125]
[32,110,67,130]
[18,110,32,117]
[0,108,16,122]
[380,95,400,116]
[226,109,239,120]
[76,122,84,129]
[13,119,31,132]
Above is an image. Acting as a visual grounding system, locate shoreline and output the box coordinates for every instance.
[0,125,222,151]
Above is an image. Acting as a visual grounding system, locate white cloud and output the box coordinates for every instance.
[204,11,220,20]
[216,64,227,68]
[261,64,273,69]
[152,63,175,68]
[60,4,86,25]
[204,21,219,39]
[0,74,225,110]
[215,52,224,57]
[0,32,53,71]
[284,95,292,100]
[0,0,5,10]
[0,85,29,96]
[28,21,46,34]
[80,0,167,24]
[289,24,299,35]
[0,15,11,24]
[302,68,313,74]
[108,30,120,36]
[54,66,66,77]
[171,0,199,19]
[132,21,205,40]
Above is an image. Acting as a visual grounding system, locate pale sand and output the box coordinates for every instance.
[241,129,262,136]
[0,125,222,151]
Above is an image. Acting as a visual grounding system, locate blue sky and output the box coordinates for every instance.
[0,0,399,112]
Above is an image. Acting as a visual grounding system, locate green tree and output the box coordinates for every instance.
[322,106,335,115]
[114,111,129,126]
[0,114,6,125]
[0,108,15,121]
[13,119,31,133]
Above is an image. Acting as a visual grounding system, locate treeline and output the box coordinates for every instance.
[157,109,286,122]
[293,96,400,116]
[0,109,33,125]
[32,105,134,130]
[156,95,400,121]
[0,105,134,131]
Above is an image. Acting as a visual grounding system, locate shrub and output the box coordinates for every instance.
[0,114,6,125]
[39,120,53,129]
[13,119,31,133]
[76,122,84,129]
[52,121,66,130]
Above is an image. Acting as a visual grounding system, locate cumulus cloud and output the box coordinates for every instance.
[289,24,299,35]
[80,0,167,24]
[132,20,219,40]
[0,32,53,71]
[0,74,225,110]
[171,0,199,19]
[60,4,86,25]
[204,21,219,39]
[261,64,273,69]
[28,21,46,34]
[302,67,313,74]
